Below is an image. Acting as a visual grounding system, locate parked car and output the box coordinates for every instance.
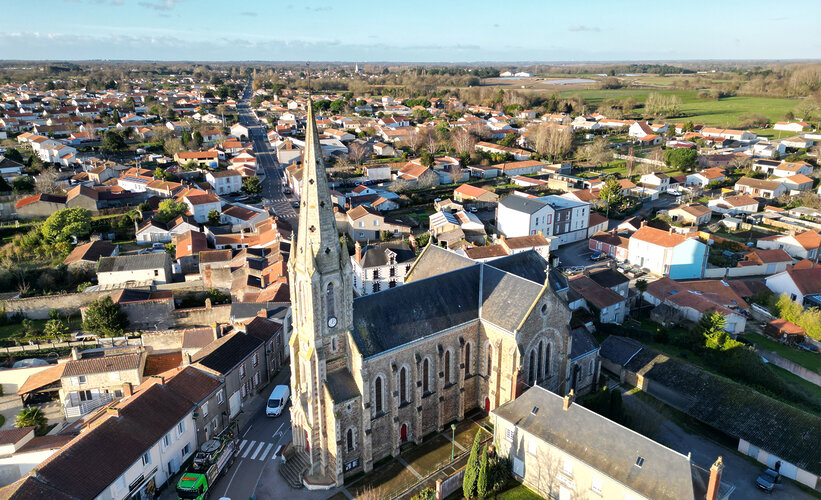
[266,385,290,417]
[590,250,606,261]
[292,201,300,208]
[151,242,165,251]
[755,468,780,493]
[797,342,819,354]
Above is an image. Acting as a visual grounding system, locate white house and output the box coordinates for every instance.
[96,253,173,287]
[773,121,810,133]
[351,241,416,295]
[206,170,243,195]
[734,177,787,199]
[765,264,821,305]
[628,225,707,279]
[686,168,725,187]
[497,195,555,239]
[183,193,222,223]
[757,231,821,261]
[628,121,654,138]
[639,172,670,190]
[230,123,250,139]
[707,195,759,215]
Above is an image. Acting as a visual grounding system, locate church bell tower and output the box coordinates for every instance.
[288,95,353,480]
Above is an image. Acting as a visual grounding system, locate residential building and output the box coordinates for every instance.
[568,275,627,324]
[96,253,173,288]
[496,195,554,238]
[644,278,747,334]
[589,230,630,262]
[463,234,551,262]
[734,177,787,199]
[350,241,416,295]
[345,205,411,242]
[0,427,72,487]
[686,168,726,187]
[628,225,707,279]
[206,170,242,195]
[757,231,821,261]
[59,350,146,418]
[668,203,712,226]
[136,215,200,245]
[493,386,712,500]
[63,240,118,272]
[707,195,759,215]
[765,262,821,305]
[639,172,671,190]
[452,184,499,208]
[183,192,222,224]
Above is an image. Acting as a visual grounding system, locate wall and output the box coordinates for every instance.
[757,348,821,388]
[0,364,57,394]
[1,290,111,320]
[669,238,707,280]
[0,448,62,487]
[119,300,176,330]
[169,304,231,328]
[436,466,466,500]
[141,331,184,353]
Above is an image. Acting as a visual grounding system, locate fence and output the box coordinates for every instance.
[436,466,466,500]
[0,337,142,356]
[757,348,821,388]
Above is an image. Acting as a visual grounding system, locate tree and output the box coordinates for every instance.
[242,176,262,195]
[699,312,727,349]
[3,148,23,163]
[102,130,126,152]
[44,319,68,338]
[463,431,482,499]
[35,167,60,194]
[663,148,698,172]
[15,407,47,435]
[12,176,35,194]
[420,151,435,167]
[41,208,92,243]
[577,136,611,168]
[635,279,648,294]
[156,199,188,223]
[0,175,12,192]
[192,130,203,148]
[82,296,127,337]
[477,445,489,499]
[599,176,623,218]
[208,209,221,225]
[450,127,477,156]
[348,142,368,164]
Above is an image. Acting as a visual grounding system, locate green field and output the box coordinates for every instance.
[557,89,798,127]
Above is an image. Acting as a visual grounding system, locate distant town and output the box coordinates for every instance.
[0,60,819,500]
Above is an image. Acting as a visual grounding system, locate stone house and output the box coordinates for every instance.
[345,205,411,242]
[59,349,146,418]
[96,253,173,288]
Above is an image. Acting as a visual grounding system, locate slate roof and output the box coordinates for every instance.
[405,244,474,282]
[193,331,263,374]
[569,327,599,359]
[485,251,548,285]
[498,195,548,215]
[359,241,416,268]
[324,368,361,404]
[493,386,695,500]
[0,475,79,500]
[586,268,629,289]
[97,252,169,273]
[599,335,644,367]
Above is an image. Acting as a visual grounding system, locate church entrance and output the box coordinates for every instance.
[484,397,490,413]
[400,424,408,443]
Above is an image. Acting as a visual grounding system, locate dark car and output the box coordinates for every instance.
[797,342,819,354]
[756,468,780,493]
[292,201,300,208]
[590,250,606,261]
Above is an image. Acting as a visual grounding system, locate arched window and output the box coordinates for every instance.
[464,343,471,377]
[326,282,335,321]
[400,367,408,403]
[529,350,536,386]
[423,358,430,393]
[537,341,544,380]
[374,376,383,413]
[486,346,493,377]
[444,351,451,384]
[544,343,551,377]
[346,428,354,452]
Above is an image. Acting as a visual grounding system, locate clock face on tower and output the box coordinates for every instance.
[328,316,337,328]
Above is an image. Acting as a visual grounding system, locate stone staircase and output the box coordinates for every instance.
[279,450,310,489]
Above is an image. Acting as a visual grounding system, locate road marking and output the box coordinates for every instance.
[250,441,265,460]
[259,443,274,461]
[243,424,254,438]
[273,423,284,438]
[242,440,256,458]
[238,439,248,452]
[221,459,242,497]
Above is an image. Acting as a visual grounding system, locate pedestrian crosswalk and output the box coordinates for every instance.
[237,439,277,461]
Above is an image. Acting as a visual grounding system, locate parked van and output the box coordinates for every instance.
[266,385,290,417]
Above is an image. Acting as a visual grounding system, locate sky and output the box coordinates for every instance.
[1,0,819,62]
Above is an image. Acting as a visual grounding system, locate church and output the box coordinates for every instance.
[287,101,576,487]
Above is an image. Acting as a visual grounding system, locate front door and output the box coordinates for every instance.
[400,424,407,443]
[305,430,310,454]
[484,397,490,413]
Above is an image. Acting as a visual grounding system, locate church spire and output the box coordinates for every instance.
[293,95,345,274]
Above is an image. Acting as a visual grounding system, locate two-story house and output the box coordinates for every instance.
[345,205,411,242]
[628,225,707,279]
[59,349,146,418]
[757,231,821,261]
[351,241,416,295]
[496,195,555,239]
[206,170,243,195]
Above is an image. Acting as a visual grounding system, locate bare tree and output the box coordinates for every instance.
[450,127,476,155]
[406,129,423,154]
[348,142,369,164]
[525,122,573,160]
[35,167,60,194]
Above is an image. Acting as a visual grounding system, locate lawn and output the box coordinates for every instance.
[0,317,82,340]
[495,482,543,500]
[347,459,416,499]
[557,89,798,127]
[746,333,821,374]
[402,434,453,476]
[767,364,821,407]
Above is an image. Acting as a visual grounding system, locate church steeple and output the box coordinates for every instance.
[293,96,347,274]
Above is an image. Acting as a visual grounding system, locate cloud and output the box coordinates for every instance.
[138,0,180,11]
[240,11,255,16]
[568,25,600,32]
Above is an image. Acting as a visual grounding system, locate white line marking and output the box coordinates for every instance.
[250,441,265,460]
[259,443,274,461]
[273,423,284,438]
[243,424,254,438]
[238,439,248,451]
[242,440,256,458]
[222,460,242,496]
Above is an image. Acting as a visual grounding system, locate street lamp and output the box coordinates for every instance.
[450,423,457,460]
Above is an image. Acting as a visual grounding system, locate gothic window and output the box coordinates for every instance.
[544,343,551,377]
[400,367,408,403]
[444,350,451,385]
[529,350,536,386]
[486,345,493,377]
[423,358,430,393]
[465,343,472,377]
[374,376,383,414]
[346,428,355,452]
[537,341,544,380]
[326,282,335,321]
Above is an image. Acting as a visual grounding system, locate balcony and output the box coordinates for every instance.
[64,393,117,418]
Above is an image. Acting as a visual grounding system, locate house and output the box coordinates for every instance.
[492,386,714,500]
[4,377,202,499]
[628,225,707,279]
[765,263,821,305]
[587,212,609,238]
[394,163,440,190]
[764,318,807,344]
[686,168,726,187]
[346,205,411,242]
[97,252,173,288]
[372,142,395,157]
[589,230,630,262]
[700,127,756,141]
[175,230,209,275]
[63,240,118,271]
[753,160,813,178]
[568,274,628,324]
[59,349,146,417]
[757,231,821,261]
[668,203,712,226]
[463,234,552,262]
[206,170,242,195]
[739,249,793,274]
[183,192,222,223]
[644,278,747,334]
[350,241,416,295]
[14,193,67,218]
[776,174,814,195]
[494,159,547,176]
[628,120,655,138]
[452,184,499,208]
[733,177,787,199]
[467,164,501,179]
[136,216,199,244]
[773,121,810,133]
[0,427,72,487]
[497,195,554,239]
[543,195,590,247]
[230,123,250,139]
[707,195,759,215]
[475,141,532,161]
[639,172,670,190]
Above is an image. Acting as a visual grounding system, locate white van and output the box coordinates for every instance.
[266,385,290,417]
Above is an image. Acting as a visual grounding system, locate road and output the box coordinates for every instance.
[213,368,295,500]
[237,82,299,229]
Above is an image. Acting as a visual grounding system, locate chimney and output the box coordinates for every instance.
[107,406,120,418]
[71,347,79,361]
[184,352,192,365]
[354,241,362,263]
[640,220,647,228]
[204,297,212,309]
[669,227,674,234]
[563,389,575,411]
[257,308,267,318]
[212,322,221,340]
[611,228,616,236]
[499,234,505,241]
[706,456,724,500]
[122,382,132,397]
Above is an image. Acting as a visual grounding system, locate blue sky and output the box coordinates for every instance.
[1,0,819,62]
